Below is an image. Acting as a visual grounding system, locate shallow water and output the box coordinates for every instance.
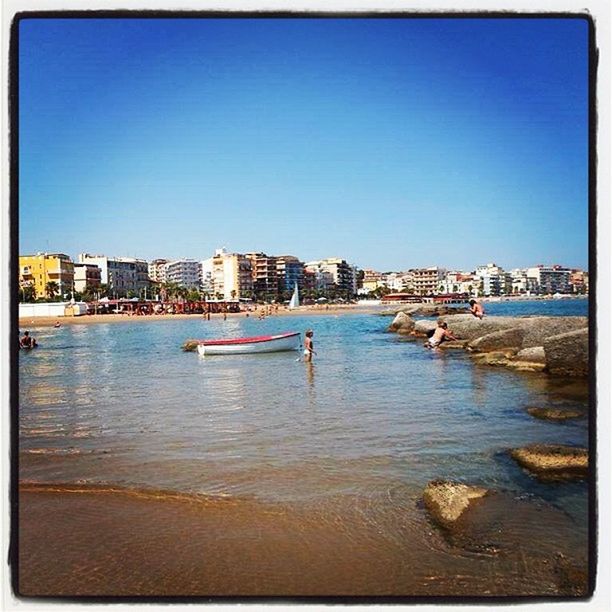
[18,300,590,594]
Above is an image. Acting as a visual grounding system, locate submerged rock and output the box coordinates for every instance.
[509,445,588,480]
[526,406,586,421]
[470,350,517,367]
[544,328,589,377]
[422,480,489,530]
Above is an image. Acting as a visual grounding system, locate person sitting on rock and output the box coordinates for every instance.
[469,299,485,319]
[425,321,457,349]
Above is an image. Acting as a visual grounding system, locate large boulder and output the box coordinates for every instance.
[544,328,589,377]
[510,445,588,480]
[518,316,587,348]
[387,311,415,334]
[468,327,524,352]
[413,315,520,341]
[422,480,489,530]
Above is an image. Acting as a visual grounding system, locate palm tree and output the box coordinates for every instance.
[45,281,59,300]
[20,285,36,302]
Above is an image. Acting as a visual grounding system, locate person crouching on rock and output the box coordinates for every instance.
[469,299,485,319]
[425,321,457,349]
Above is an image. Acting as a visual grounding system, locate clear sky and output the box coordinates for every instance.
[18,16,589,271]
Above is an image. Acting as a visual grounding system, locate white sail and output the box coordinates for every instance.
[288,284,299,309]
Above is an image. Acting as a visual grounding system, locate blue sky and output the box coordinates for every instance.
[18,17,589,271]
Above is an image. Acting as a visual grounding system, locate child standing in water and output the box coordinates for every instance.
[304,329,315,362]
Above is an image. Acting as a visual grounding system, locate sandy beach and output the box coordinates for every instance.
[18,304,378,328]
[18,485,574,598]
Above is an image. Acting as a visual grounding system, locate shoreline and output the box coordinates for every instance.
[18,486,578,597]
[19,304,380,328]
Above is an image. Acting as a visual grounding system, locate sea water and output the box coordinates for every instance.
[18,299,590,584]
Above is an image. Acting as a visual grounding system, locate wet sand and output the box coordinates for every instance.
[19,305,377,328]
[18,485,582,598]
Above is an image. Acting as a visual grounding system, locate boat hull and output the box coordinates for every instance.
[197,332,301,356]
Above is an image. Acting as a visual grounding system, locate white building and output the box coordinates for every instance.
[381,272,411,293]
[526,265,571,295]
[305,258,354,294]
[200,257,214,296]
[510,268,539,295]
[73,263,102,293]
[441,271,480,296]
[148,259,168,284]
[78,254,150,297]
[165,259,201,289]
[475,263,512,296]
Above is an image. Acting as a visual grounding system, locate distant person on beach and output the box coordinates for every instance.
[469,299,485,319]
[304,329,315,362]
[20,331,37,349]
[425,321,457,349]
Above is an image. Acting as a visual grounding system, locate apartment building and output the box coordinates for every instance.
[148,259,169,285]
[361,269,383,294]
[409,267,447,295]
[475,263,512,296]
[19,253,74,299]
[569,269,588,294]
[210,248,253,299]
[276,255,305,294]
[245,252,278,297]
[441,271,480,296]
[73,263,102,293]
[200,258,214,296]
[305,258,353,294]
[526,265,571,295]
[510,269,539,295]
[165,259,201,289]
[78,254,150,297]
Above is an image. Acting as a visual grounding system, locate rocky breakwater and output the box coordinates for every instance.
[389,313,589,377]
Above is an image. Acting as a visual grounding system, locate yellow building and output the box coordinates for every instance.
[19,253,74,299]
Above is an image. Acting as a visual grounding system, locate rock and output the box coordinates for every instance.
[509,445,588,480]
[437,340,467,350]
[515,346,546,364]
[468,327,524,353]
[544,328,589,377]
[520,317,588,349]
[388,311,415,334]
[526,406,586,421]
[423,480,489,530]
[182,340,199,352]
[505,360,547,373]
[470,351,516,367]
[413,320,438,337]
[392,304,470,317]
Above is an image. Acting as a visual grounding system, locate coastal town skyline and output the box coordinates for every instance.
[18,17,589,271]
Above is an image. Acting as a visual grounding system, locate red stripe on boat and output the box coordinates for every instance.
[198,332,300,346]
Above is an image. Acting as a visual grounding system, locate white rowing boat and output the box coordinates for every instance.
[196,332,301,356]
